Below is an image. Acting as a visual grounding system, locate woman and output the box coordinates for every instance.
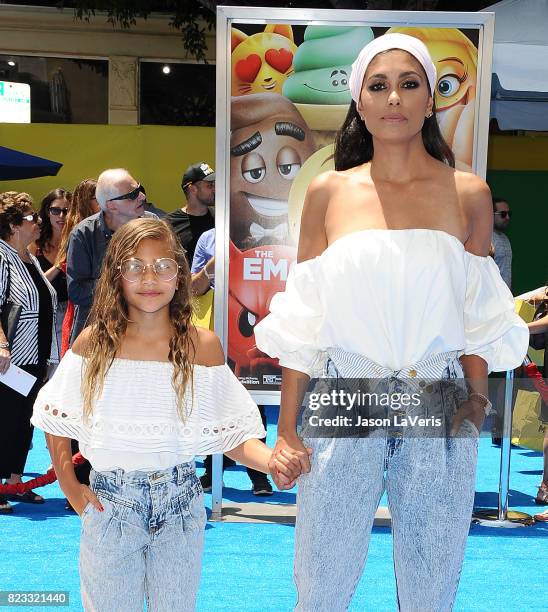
[255,34,528,610]
[52,179,99,510]
[30,188,72,354]
[0,191,58,513]
[56,179,98,357]
[527,290,548,512]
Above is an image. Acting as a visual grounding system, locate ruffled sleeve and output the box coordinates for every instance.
[254,257,326,377]
[463,253,529,372]
[31,349,84,439]
[192,364,266,455]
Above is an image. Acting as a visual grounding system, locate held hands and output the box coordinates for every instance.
[66,483,104,517]
[269,433,313,491]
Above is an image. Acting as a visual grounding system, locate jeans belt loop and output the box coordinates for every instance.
[176,464,184,485]
[115,468,123,487]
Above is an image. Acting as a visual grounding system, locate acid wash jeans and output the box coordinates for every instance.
[294,349,479,612]
[79,462,206,612]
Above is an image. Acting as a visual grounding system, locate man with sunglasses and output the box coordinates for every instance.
[165,162,215,264]
[66,168,157,343]
[492,196,513,289]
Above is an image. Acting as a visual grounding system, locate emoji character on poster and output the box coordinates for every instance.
[283,26,375,104]
[283,25,374,132]
[388,27,478,171]
[230,93,316,248]
[228,241,295,379]
[231,25,296,96]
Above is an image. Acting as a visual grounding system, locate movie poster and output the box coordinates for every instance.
[222,16,488,393]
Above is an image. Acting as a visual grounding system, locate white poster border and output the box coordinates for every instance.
[214,7,495,407]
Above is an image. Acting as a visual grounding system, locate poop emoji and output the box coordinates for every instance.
[387,26,478,171]
[231,25,297,97]
[284,26,374,104]
[283,25,374,133]
[230,93,316,249]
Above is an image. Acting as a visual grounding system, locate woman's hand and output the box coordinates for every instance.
[65,483,103,517]
[0,347,11,374]
[450,400,485,437]
[269,432,313,490]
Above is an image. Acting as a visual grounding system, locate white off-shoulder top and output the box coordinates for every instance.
[254,229,529,377]
[31,351,266,471]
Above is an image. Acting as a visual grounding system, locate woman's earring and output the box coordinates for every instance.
[426,110,433,119]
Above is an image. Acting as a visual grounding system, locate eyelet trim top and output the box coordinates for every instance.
[31,350,266,471]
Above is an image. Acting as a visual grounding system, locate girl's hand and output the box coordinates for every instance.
[269,433,313,490]
[271,448,302,489]
[0,347,11,374]
[66,483,103,517]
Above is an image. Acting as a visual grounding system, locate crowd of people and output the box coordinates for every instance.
[0,31,546,611]
[0,162,277,515]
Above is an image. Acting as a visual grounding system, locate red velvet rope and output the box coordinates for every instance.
[524,362,548,404]
[0,452,85,494]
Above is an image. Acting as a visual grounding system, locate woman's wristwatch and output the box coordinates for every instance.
[468,392,493,416]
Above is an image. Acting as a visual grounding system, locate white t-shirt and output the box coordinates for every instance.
[31,351,266,472]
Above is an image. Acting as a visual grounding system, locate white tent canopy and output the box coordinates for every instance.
[481,0,548,130]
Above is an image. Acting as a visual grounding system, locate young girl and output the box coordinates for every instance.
[31,218,298,611]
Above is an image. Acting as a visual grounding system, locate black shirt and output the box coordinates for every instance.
[164,208,214,263]
[36,253,68,302]
[23,262,53,365]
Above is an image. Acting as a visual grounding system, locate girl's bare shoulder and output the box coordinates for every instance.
[71,326,92,356]
[190,326,225,367]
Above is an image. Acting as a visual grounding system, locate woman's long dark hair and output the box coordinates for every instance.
[334,100,455,171]
[36,187,71,252]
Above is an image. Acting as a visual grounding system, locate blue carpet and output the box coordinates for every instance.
[2,406,546,612]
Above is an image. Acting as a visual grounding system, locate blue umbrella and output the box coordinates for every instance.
[0,146,63,180]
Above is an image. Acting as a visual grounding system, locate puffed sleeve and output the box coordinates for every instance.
[254,257,326,377]
[463,253,529,372]
[31,350,84,439]
[192,364,266,455]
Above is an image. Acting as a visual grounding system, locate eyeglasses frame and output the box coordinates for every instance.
[117,257,181,283]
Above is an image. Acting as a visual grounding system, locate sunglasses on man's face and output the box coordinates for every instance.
[50,206,69,216]
[109,184,145,202]
[494,211,512,219]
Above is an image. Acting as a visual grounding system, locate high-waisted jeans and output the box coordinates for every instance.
[294,350,479,612]
[79,462,205,612]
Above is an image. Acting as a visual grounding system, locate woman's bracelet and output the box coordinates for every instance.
[0,341,10,350]
[468,392,493,416]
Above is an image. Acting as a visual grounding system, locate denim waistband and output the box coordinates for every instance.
[326,349,461,381]
[91,461,195,487]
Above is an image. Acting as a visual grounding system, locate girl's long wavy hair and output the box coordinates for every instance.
[56,179,97,266]
[334,51,455,171]
[81,218,196,421]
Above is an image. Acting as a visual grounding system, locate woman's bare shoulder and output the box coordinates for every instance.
[190,326,225,367]
[453,171,492,216]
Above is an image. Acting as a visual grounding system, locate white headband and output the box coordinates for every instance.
[349,33,437,104]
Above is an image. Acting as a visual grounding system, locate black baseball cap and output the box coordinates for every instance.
[181,162,215,190]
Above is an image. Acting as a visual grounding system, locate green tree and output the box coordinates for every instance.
[57,0,489,61]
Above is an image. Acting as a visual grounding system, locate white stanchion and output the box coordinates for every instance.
[210,453,223,521]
